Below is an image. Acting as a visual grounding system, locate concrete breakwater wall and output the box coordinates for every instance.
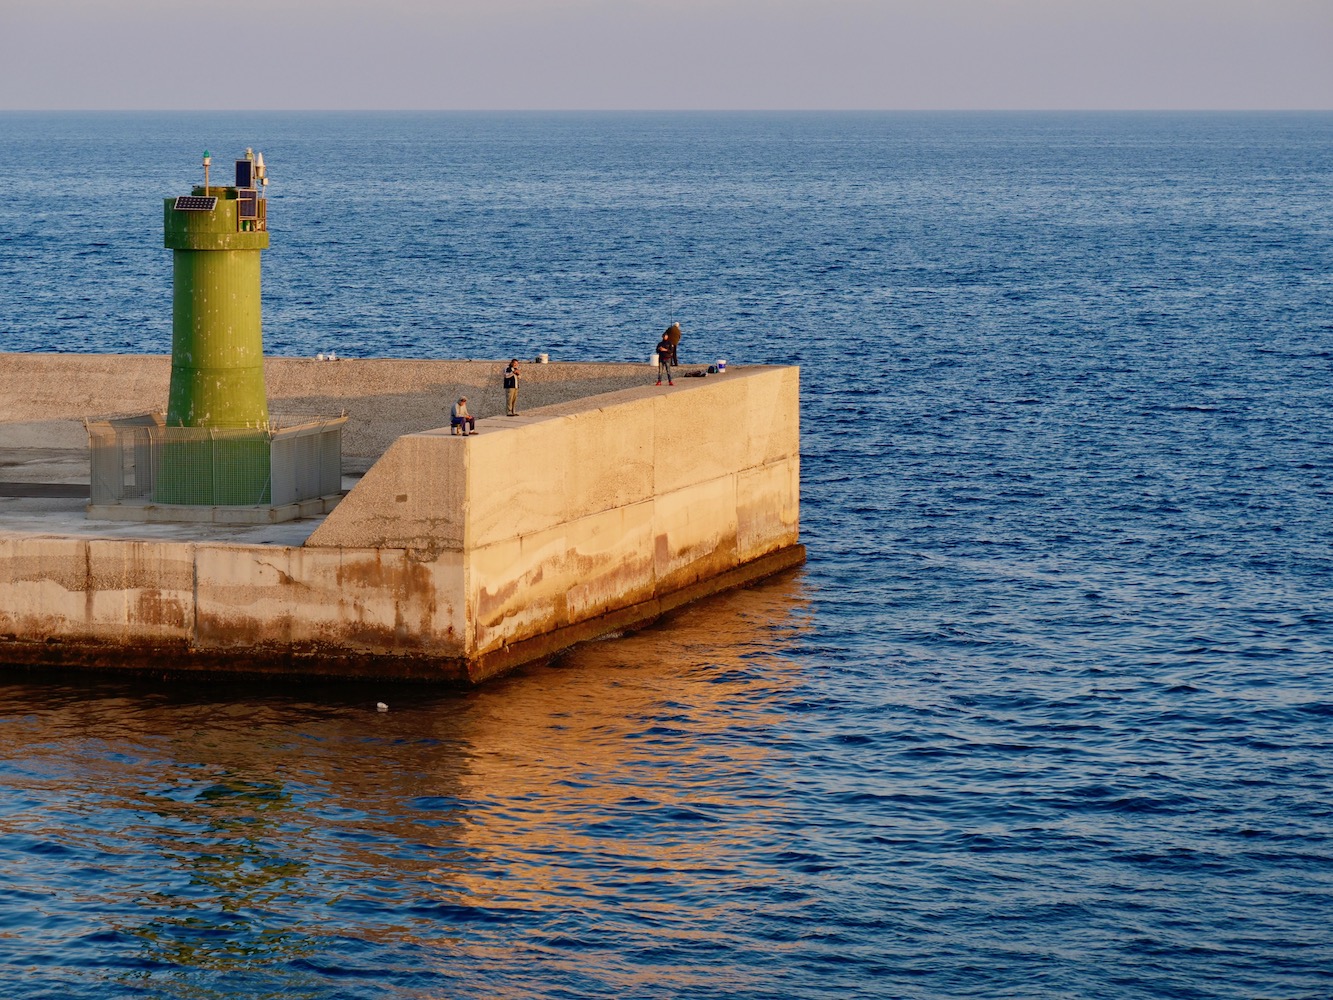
[0,353,657,459]
[0,353,802,682]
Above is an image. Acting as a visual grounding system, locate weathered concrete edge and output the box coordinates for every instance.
[465,543,807,683]
[0,544,805,686]
[0,636,471,685]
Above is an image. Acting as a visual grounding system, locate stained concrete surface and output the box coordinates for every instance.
[0,354,800,681]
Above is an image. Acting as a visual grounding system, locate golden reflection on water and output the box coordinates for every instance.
[448,576,811,890]
[0,571,812,992]
[422,571,814,991]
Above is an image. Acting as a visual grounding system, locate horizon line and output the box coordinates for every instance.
[3,107,1333,115]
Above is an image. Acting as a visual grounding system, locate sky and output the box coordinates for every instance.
[1,0,1330,111]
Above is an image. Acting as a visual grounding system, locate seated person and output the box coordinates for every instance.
[450,396,476,435]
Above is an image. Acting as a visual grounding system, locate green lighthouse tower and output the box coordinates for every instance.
[156,149,273,505]
[85,148,345,518]
[163,149,270,428]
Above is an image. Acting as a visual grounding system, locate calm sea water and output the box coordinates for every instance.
[1,111,1332,999]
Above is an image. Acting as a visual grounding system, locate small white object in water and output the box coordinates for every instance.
[376,702,388,712]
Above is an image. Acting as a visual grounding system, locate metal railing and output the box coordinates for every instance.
[88,412,346,508]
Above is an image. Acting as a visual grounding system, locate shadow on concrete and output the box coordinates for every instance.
[0,483,90,498]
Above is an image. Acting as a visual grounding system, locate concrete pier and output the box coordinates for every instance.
[0,353,802,683]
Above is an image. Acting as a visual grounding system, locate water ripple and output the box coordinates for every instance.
[2,111,1333,999]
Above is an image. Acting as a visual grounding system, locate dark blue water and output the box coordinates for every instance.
[1,111,1332,998]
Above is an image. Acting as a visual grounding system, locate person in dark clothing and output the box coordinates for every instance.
[503,359,521,416]
[656,335,675,386]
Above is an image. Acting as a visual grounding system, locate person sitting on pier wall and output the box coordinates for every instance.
[451,397,476,435]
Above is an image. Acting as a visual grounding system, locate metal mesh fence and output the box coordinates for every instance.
[88,413,345,508]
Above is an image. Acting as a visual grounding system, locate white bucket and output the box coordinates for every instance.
[716,359,727,372]
[537,353,549,364]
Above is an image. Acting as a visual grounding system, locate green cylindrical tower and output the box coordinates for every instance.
[163,154,270,428]
[156,150,274,506]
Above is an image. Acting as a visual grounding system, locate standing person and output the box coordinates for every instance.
[450,397,476,435]
[503,359,521,416]
[655,332,675,386]
[665,321,681,365]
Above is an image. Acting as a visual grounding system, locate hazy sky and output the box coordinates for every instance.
[2,0,1330,110]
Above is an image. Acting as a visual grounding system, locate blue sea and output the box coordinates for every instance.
[1,111,1331,999]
